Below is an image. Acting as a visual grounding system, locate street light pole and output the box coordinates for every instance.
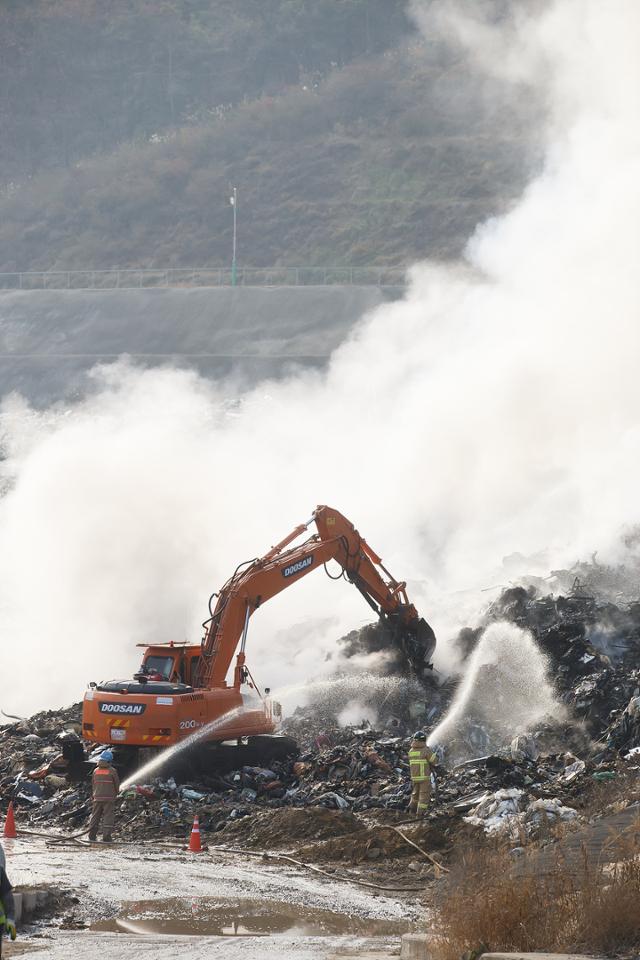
[230,187,238,286]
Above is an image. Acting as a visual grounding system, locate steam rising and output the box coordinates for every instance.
[338,702,378,729]
[0,0,638,714]
[274,673,416,723]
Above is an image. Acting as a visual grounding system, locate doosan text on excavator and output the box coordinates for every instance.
[81,506,436,771]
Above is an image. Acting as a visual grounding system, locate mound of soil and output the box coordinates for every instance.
[218,807,362,849]
[293,810,461,864]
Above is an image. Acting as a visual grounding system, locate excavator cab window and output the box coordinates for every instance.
[187,656,201,686]
[143,656,174,680]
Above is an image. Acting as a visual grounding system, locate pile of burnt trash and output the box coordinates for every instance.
[482,585,640,752]
[3,712,636,855]
[112,725,420,842]
[1,581,640,850]
[0,703,94,828]
[435,734,639,840]
[1,703,636,852]
[0,697,432,840]
[422,580,640,840]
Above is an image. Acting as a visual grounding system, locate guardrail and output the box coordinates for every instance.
[0,266,408,291]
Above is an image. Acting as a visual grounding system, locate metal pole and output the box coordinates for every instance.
[231,186,237,286]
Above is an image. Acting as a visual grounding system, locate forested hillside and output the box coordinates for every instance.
[0,0,541,271]
[0,0,410,181]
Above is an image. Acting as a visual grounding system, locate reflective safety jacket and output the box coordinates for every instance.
[92,762,120,802]
[0,865,15,925]
[408,741,437,782]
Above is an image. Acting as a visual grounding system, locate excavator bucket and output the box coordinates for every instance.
[413,617,436,669]
[384,613,436,675]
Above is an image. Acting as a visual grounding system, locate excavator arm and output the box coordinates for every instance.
[200,505,435,689]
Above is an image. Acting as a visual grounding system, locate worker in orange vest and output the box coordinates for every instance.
[408,731,437,817]
[88,750,120,843]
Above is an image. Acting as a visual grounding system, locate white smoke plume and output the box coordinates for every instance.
[0,0,638,714]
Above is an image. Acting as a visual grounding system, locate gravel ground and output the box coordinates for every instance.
[3,836,420,958]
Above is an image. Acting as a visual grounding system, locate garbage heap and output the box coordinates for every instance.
[483,586,640,753]
[0,712,427,841]
[0,582,638,852]
[0,704,93,826]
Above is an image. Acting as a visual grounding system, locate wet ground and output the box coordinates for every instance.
[91,896,411,938]
[4,836,423,958]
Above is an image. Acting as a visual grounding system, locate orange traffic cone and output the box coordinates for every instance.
[3,801,17,838]
[188,814,202,853]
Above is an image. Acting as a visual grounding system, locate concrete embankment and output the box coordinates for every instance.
[0,286,401,405]
[11,886,52,926]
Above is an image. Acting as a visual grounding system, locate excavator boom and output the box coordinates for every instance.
[200,505,435,688]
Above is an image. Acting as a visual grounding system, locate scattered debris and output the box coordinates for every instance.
[2,583,639,860]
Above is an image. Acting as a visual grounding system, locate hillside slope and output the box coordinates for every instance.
[0,0,410,183]
[0,2,542,270]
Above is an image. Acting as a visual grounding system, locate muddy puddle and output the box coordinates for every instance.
[91,896,415,938]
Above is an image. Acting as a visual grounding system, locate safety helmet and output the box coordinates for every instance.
[412,730,427,741]
[100,749,114,762]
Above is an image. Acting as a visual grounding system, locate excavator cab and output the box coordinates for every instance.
[134,643,202,686]
[138,655,172,681]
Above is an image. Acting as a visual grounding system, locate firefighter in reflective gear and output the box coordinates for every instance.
[88,749,120,842]
[0,843,17,954]
[408,731,437,817]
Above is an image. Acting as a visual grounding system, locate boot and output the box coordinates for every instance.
[88,832,97,841]
[102,835,113,843]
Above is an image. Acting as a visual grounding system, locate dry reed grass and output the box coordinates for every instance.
[431,821,640,959]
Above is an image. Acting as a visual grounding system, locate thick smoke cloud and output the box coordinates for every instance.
[0,0,638,715]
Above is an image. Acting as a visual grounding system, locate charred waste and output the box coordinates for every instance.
[2,571,640,855]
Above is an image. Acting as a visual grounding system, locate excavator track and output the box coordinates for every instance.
[112,735,299,782]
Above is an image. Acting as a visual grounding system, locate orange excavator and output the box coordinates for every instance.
[82,505,435,768]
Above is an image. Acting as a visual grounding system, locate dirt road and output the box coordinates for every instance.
[4,837,422,958]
